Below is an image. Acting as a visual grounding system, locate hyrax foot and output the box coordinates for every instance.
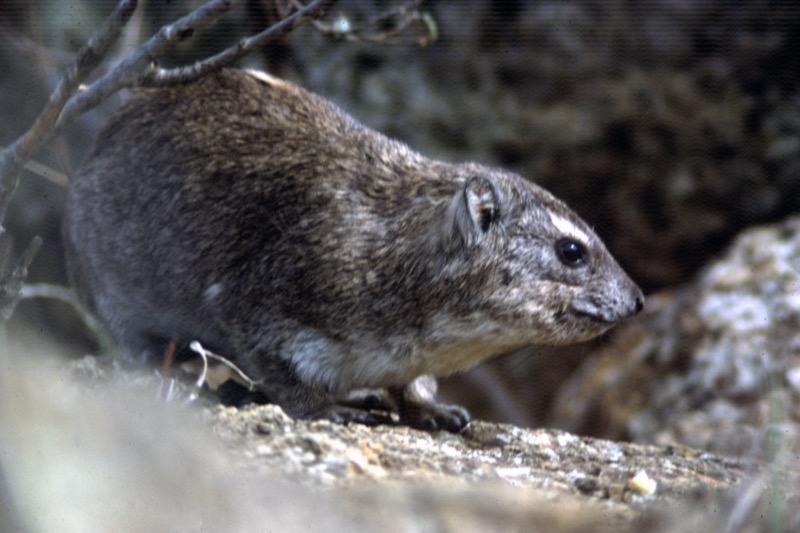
[339,389,397,413]
[395,398,471,433]
[311,404,396,427]
[309,388,468,431]
[391,376,471,433]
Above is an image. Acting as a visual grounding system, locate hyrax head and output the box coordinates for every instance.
[440,163,644,346]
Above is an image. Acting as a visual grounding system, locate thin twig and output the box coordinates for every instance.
[18,282,102,334]
[192,341,211,389]
[189,340,260,390]
[0,147,70,188]
[162,339,177,377]
[306,0,436,46]
[138,0,335,86]
[22,157,70,188]
[0,237,43,321]
[0,0,138,227]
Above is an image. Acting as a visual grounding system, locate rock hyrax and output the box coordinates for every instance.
[64,68,644,431]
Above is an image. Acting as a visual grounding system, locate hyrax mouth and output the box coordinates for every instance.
[572,309,614,324]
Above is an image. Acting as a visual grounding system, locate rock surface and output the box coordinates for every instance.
[2,351,794,532]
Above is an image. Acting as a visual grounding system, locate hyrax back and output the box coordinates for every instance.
[64,68,643,431]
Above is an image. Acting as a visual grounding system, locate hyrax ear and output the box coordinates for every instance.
[465,176,500,233]
[448,176,500,247]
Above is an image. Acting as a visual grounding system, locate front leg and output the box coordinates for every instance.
[390,375,471,432]
[229,321,469,431]
[219,368,468,431]
[218,373,398,427]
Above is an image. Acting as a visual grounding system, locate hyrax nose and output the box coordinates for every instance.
[631,286,645,315]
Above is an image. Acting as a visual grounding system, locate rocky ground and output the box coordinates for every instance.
[1,351,787,533]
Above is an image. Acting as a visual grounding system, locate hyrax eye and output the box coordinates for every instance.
[555,238,586,267]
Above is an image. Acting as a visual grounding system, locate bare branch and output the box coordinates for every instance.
[138,0,335,86]
[189,341,260,390]
[0,0,339,227]
[19,282,102,335]
[306,0,437,46]
[0,237,42,321]
[20,157,70,189]
[59,0,244,123]
[0,0,138,226]
[0,147,70,188]
[0,0,247,231]
[0,0,342,331]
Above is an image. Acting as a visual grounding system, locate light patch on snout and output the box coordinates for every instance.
[548,211,591,244]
